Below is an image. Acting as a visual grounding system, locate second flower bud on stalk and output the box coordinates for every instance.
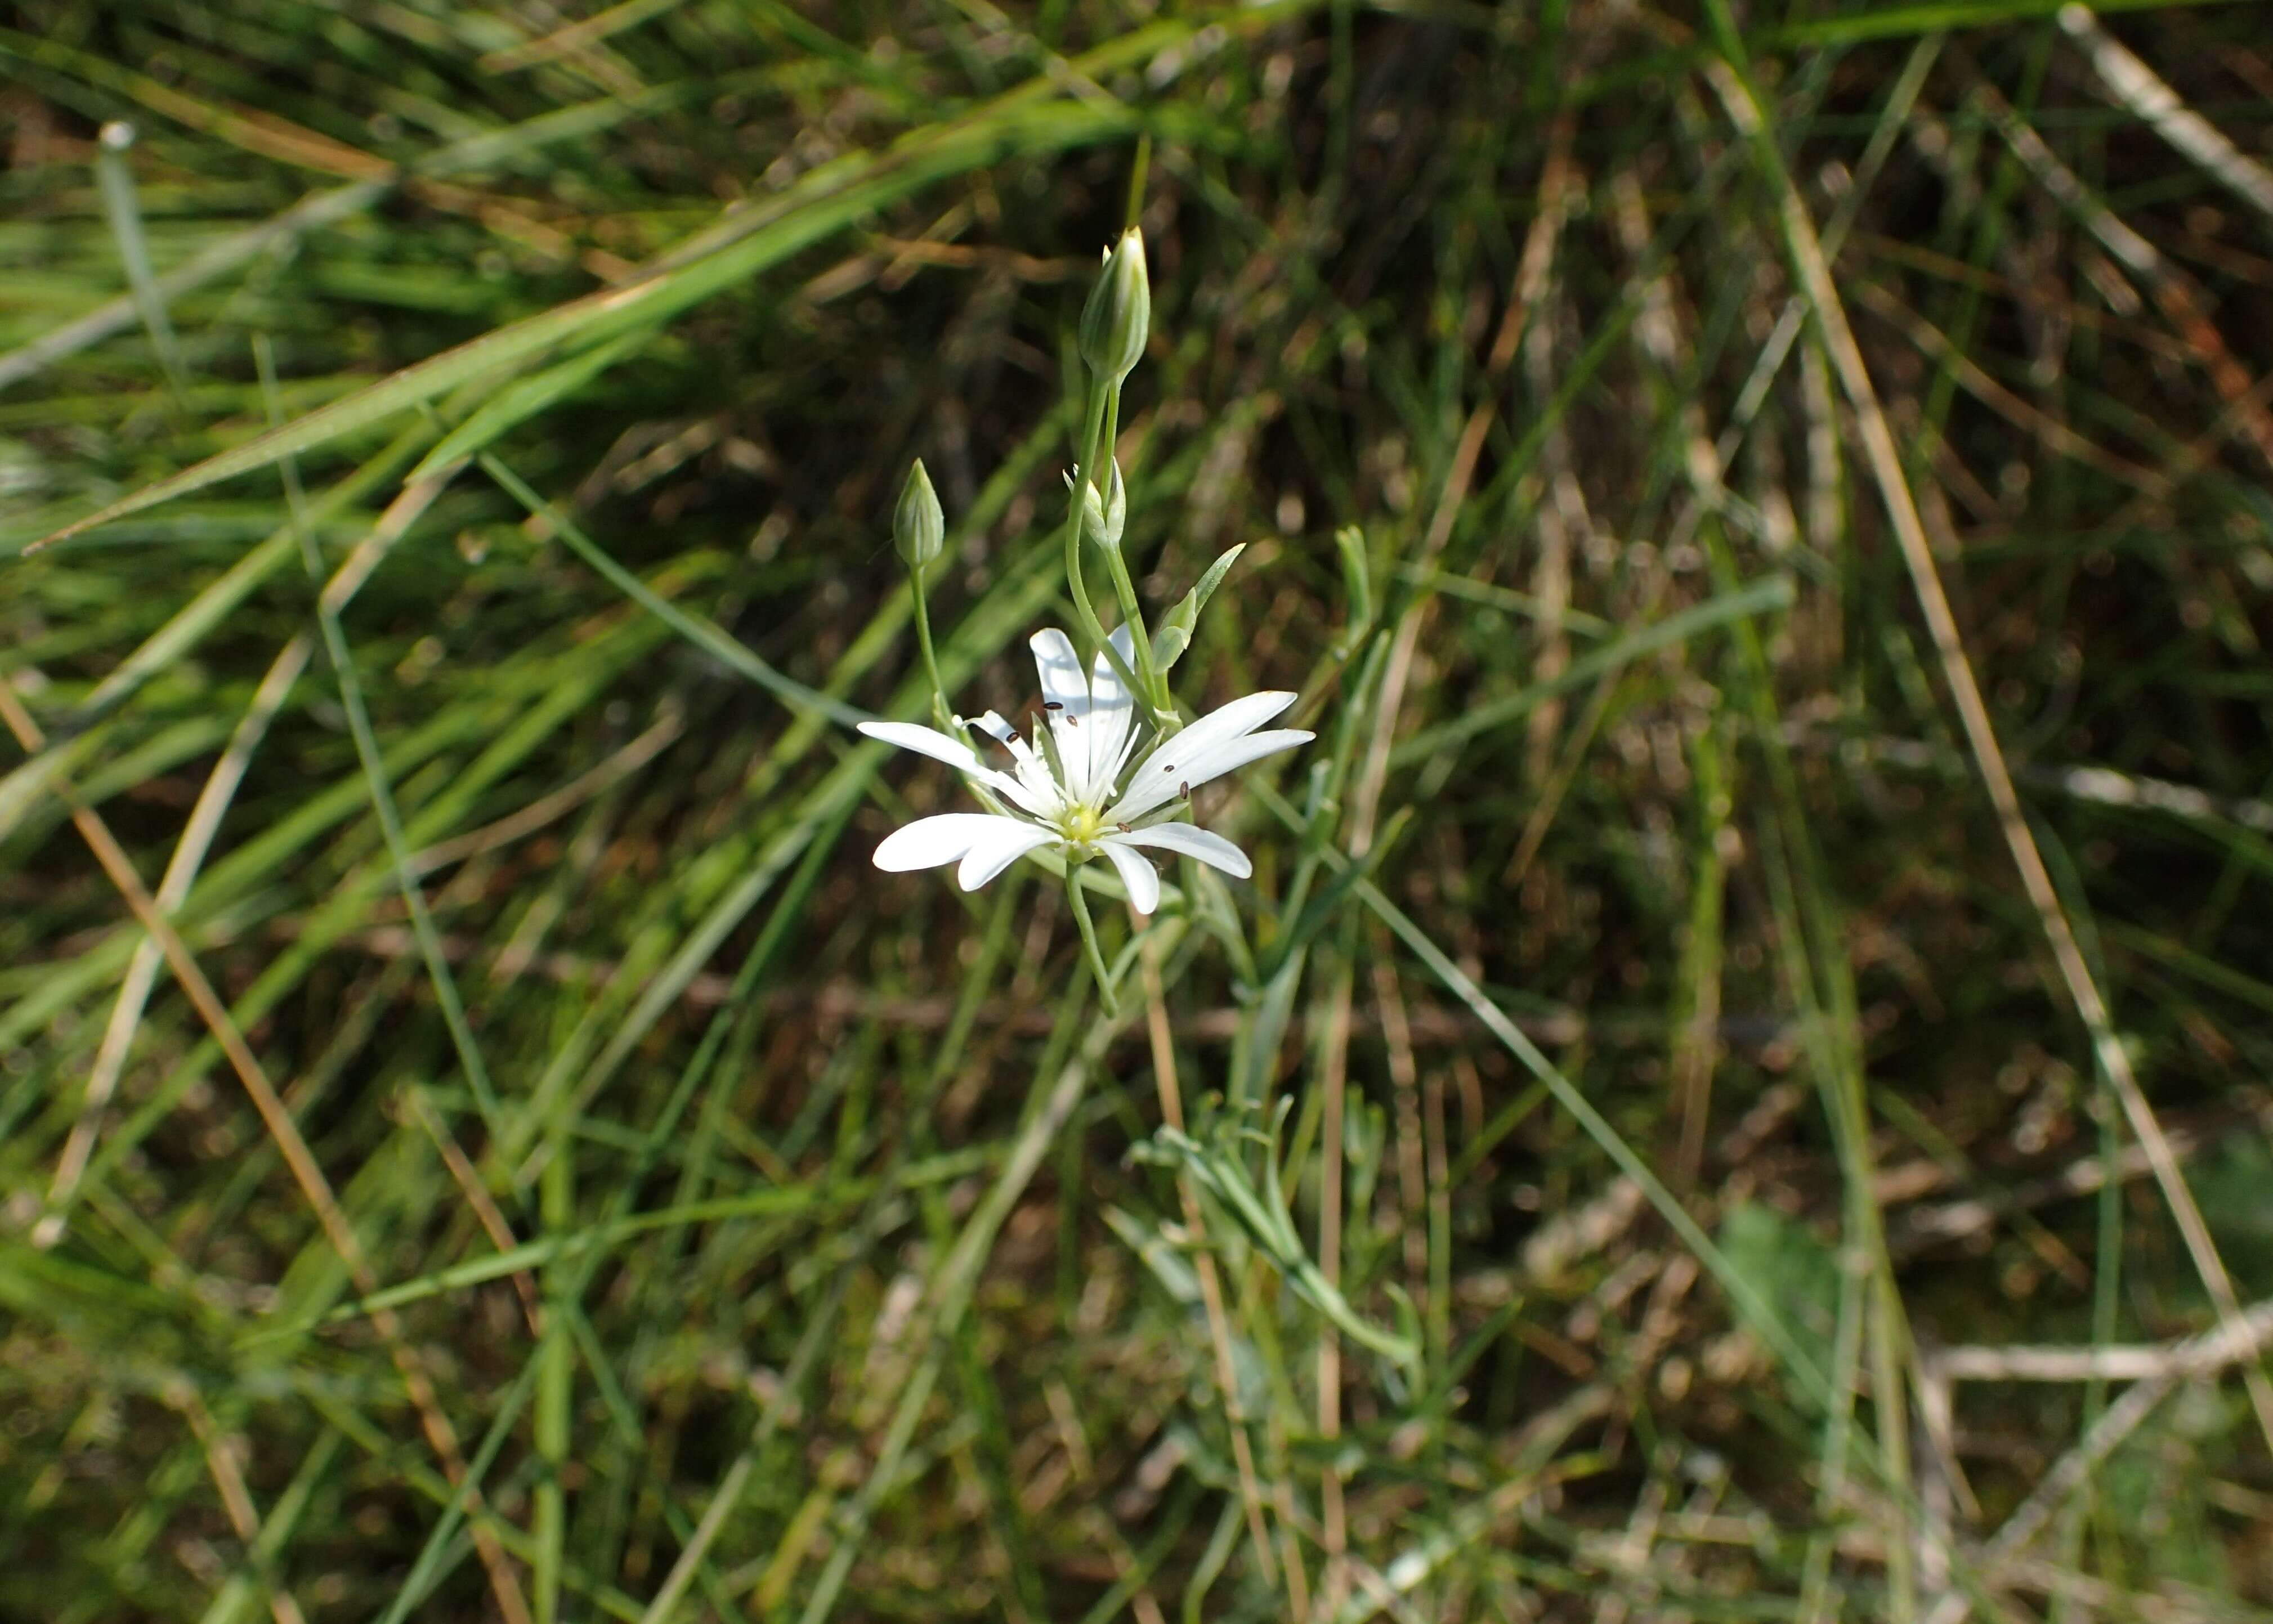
[1066,457,1126,553]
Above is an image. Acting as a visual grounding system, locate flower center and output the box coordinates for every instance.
[1056,802,1108,848]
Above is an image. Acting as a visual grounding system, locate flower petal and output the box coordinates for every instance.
[1117,690,1290,793]
[969,711,1019,746]
[858,720,983,775]
[873,813,1028,872]
[957,821,1054,891]
[1081,625,1137,803]
[1103,821,1252,878]
[1030,628,1091,723]
[1033,626,1130,802]
[1097,840,1161,915]
[1109,690,1307,822]
[1110,728,1311,824]
[958,712,1059,816]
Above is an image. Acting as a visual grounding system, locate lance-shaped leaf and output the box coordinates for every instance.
[1151,543,1244,670]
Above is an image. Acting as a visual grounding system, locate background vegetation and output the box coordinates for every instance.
[5,0,2273,1618]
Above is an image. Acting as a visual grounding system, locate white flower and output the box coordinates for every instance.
[857,627,1311,914]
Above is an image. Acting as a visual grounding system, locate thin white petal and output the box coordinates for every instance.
[862,718,1049,816]
[1030,628,1090,722]
[970,711,1018,746]
[1116,691,1294,807]
[978,767,1054,818]
[1110,697,1309,822]
[1034,626,1115,801]
[1104,822,1252,878]
[1097,842,1161,915]
[874,813,1026,872]
[961,710,1060,815]
[957,822,1054,890]
[858,721,982,775]
[1174,727,1312,793]
[1081,625,1136,802]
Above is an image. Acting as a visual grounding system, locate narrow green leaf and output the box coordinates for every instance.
[1390,573,1796,764]
[410,329,650,480]
[31,101,1135,552]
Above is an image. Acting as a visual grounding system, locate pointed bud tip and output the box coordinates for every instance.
[1079,227,1150,383]
[893,457,945,572]
[1072,458,1127,552]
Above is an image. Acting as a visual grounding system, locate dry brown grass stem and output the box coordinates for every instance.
[1136,944,1287,1603]
[1710,41,2273,1553]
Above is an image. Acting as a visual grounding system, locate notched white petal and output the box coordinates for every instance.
[957,822,1054,891]
[874,813,1021,872]
[970,711,1019,746]
[1104,821,1252,878]
[1115,691,1295,807]
[1029,628,1091,721]
[1080,625,1136,801]
[1171,728,1314,793]
[1097,840,1161,915]
[1109,723,1313,822]
[1167,690,1297,759]
[858,720,982,774]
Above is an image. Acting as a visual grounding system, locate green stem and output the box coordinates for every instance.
[1062,384,1114,648]
[1061,378,1152,720]
[1104,543,1166,714]
[1066,868,1118,1014]
[1091,384,1171,719]
[907,566,952,732]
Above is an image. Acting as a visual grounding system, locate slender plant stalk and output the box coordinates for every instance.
[1066,869,1118,1014]
[907,564,953,732]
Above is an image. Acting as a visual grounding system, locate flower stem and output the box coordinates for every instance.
[907,565,952,733]
[1065,867,1118,1014]
[1091,386,1170,721]
[1103,543,1167,718]
[1062,386,1113,646]
[1061,379,1153,723]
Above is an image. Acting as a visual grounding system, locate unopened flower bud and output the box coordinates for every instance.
[1098,458,1126,549]
[1079,227,1149,382]
[893,458,944,572]
[1064,458,1126,552]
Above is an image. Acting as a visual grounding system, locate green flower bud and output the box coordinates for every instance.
[893,458,944,573]
[1098,458,1126,549]
[1078,227,1149,382]
[1068,459,1131,552]
[1066,458,1127,552]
